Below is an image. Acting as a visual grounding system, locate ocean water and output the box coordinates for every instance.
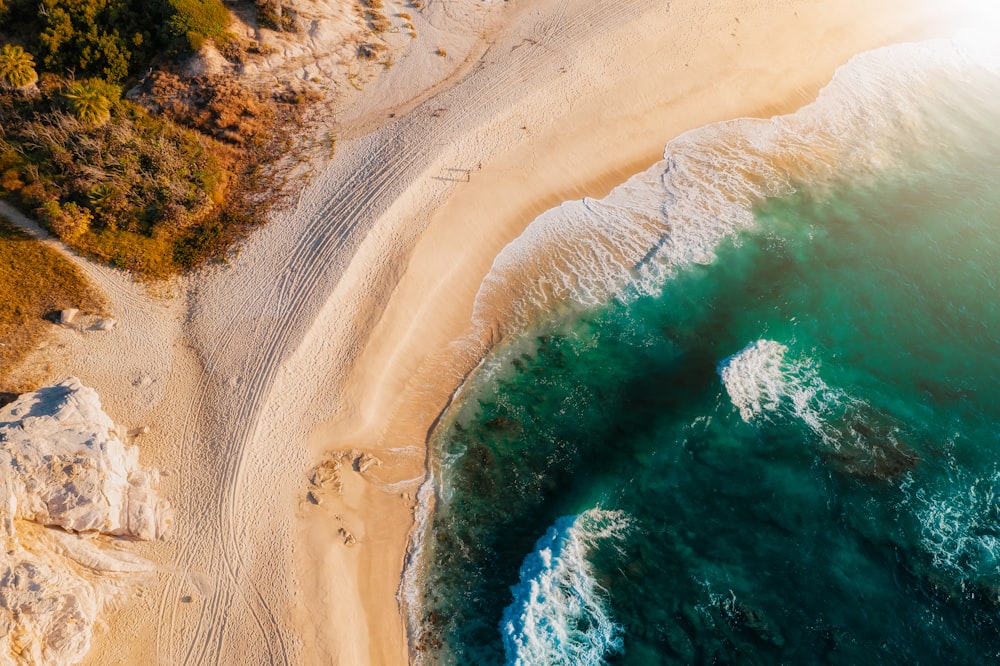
[411,36,1000,665]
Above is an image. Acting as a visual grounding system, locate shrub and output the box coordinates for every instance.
[88,183,118,211]
[38,0,134,82]
[169,0,230,51]
[0,44,38,88]
[357,43,385,61]
[367,12,391,32]
[64,80,115,126]
[1,168,24,191]
[41,200,93,241]
[255,0,296,32]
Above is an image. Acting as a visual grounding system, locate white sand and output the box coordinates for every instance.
[3,0,990,663]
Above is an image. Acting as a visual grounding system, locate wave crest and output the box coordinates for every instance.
[718,339,839,432]
[500,508,631,666]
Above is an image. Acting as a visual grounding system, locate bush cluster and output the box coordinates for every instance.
[0,0,286,276]
[0,80,242,275]
[169,0,231,51]
[0,0,231,82]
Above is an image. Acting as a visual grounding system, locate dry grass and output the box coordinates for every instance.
[0,216,106,390]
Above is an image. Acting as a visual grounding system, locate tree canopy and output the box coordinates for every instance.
[0,0,228,82]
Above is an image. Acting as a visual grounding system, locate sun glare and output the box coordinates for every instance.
[951,0,1000,29]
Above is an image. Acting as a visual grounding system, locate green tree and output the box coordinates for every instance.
[38,0,132,81]
[0,44,38,88]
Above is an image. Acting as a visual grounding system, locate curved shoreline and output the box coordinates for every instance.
[302,0,975,662]
[5,0,982,664]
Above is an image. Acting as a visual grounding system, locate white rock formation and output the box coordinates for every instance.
[0,378,172,665]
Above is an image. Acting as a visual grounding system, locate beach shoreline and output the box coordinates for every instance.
[4,0,981,663]
[299,0,977,662]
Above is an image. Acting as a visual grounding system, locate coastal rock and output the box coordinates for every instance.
[59,308,79,325]
[823,408,920,482]
[719,590,784,648]
[308,448,383,497]
[0,378,172,539]
[338,527,357,547]
[357,452,382,474]
[0,378,171,665]
[90,317,116,332]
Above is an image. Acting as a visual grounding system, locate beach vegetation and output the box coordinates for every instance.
[256,0,298,32]
[63,79,117,126]
[0,62,291,276]
[29,0,174,83]
[0,44,38,89]
[0,215,106,390]
[215,31,250,64]
[0,0,304,278]
[357,42,386,61]
[168,0,230,51]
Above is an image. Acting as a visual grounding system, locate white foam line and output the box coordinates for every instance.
[470,37,1000,340]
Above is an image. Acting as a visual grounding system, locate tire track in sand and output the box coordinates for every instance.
[158,0,657,663]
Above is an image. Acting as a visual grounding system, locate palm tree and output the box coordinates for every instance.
[0,44,38,89]
[89,183,118,211]
[64,80,112,127]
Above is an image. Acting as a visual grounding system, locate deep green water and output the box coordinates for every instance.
[414,39,1000,665]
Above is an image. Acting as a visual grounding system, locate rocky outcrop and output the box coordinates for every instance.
[0,378,172,665]
[0,378,171,540]
[308,448,383,496]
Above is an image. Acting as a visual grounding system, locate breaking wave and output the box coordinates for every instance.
[500,509,631,666]
[717,339,840,430]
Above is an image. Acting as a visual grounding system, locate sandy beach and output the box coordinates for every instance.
[4,0,987,663]
[301,0,971,662]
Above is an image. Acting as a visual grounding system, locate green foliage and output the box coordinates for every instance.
[39,0,129,82]
[88,183,117,210]
[0,0,276,279]
[0,86,245,277]
[14,0,172,82]
[0,44,37,88]
[64,79,114,126]
[42,200,93,240]
[168,0,229,51]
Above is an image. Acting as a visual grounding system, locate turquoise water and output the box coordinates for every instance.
[413,38,1000,664]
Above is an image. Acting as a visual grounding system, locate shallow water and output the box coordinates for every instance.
[414,36,1000,665]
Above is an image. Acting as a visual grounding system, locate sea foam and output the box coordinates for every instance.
[470,37,1000,340]
[500,508,631,666]
[911,467,1000,581]
[718,339,840,436]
